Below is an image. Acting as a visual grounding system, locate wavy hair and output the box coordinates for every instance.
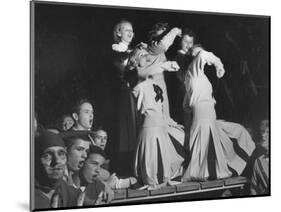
[113,20,133,43]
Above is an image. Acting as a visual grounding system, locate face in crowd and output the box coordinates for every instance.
[62,116,74,131]
[73,102,94,131]
[181,34,194,54]
[67,138,90,172]
[118,22,134,45]
[93,130,108,150]
[40,146,67,180]
[82,152,106,184]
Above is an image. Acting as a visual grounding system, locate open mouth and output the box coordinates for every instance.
[91,174,98,180]
[89,119,93,126]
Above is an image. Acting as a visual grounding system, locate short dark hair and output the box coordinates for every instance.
[87,145,106,159]
[182,27,197,43]
[71,98,93,114]
[61,131,93,150]
[93,125,106,132]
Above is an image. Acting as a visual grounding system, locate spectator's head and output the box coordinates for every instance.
[93,127,108,150]
[72,99,94,131]
[180,28,196,54]
[63,131,92,172]
[113,20,134,44]
[61,114,74,131]
[81,146,106,184]
[259,119,269,152]
[35,131,67,184]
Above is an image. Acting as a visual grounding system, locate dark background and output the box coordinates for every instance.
[34,2,269,135]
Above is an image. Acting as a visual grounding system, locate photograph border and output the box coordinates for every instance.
[30,1,271,211]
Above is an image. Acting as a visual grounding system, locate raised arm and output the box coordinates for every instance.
[149,27,182,54]
[204,51,225,78]
[189,50,225,78]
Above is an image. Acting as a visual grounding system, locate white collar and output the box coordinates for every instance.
[112,42,129,52]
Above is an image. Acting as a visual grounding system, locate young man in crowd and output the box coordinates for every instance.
[79,145,113,205]
[89,126,137,189]
[62,131,114,203]
[92,126,108,151]
[62,131,91,188]
[71,99,94,131]
[33,131,82,209]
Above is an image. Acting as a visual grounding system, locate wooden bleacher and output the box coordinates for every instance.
[110,176,248,204]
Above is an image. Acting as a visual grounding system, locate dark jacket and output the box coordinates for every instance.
[34,179,81,210]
